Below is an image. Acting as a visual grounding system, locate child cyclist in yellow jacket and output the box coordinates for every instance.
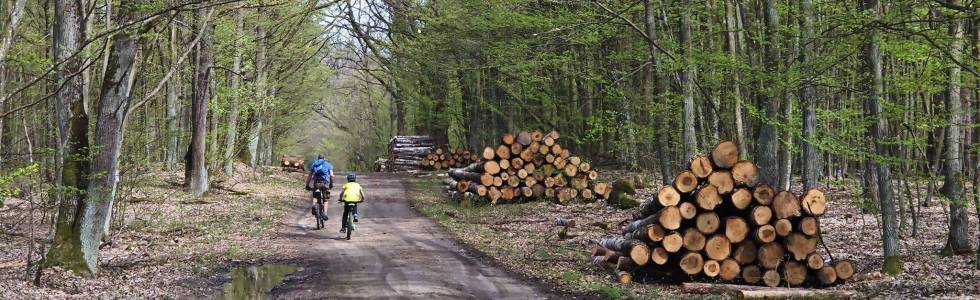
[338,173,365,233]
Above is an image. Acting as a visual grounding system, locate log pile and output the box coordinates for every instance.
[281,155,305,172]
[444,130,610,204]
[422,147,479,170]
[590,141,853,287]
[387,136,435,171]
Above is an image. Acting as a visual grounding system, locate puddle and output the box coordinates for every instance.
[218,264,299,299]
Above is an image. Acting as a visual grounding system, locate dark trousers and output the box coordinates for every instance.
[341,203,358,229]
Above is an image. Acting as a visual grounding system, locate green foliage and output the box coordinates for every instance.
[0,164,39,208]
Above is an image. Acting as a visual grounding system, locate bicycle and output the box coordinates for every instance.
[341,201,357,240]
[311,187,329,230]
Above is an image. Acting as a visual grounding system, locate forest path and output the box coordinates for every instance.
[269,172,545,299]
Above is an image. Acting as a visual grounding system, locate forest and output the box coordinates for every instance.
[0,0,976,297]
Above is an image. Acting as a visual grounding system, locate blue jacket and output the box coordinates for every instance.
[310,159,333,183]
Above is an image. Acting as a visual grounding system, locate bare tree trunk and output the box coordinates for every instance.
[680,0,697,160]
[0,0,28,170]
[81,14,140,272]
[247,16,266,168]
[47,0,89,273]
[755,0,780,185]
[165,20,180,171]
[941,10,971,256]
[645,0,673,184]
[799,0,821,190]
[863,0,902,275]
[187,8,213,197]
[223,8,244,176]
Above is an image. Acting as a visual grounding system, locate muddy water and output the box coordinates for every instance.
[219,264,299,299]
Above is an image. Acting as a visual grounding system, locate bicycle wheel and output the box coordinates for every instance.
[345,206,354,240]
[315,203,324,229]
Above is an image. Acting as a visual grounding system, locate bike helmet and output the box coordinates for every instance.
[317,154,325,159]
[347,173,357,182]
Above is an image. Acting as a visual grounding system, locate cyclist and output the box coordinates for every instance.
[305,155,334,220]
[338,173,365,233]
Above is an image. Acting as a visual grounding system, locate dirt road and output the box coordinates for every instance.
[270,172,546,299]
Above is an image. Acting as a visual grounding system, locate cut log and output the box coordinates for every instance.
[482,147,495,160]
[784,233,817,261]
[663,232,684,253]
[593,183,609,198]
[595,238,650,266]
[725,217,750,243]
[485,160,501,175]
[488,187,502,203]
[539,143,551,154]
[772,191,801,219]
[449,169,483,182]
[658,186,681,206]
[798,217,819,236]
[710,141,739,168]
[697,185,722,210]
[731,188,753,210]
[617,271,632,284]
[651,247,670,265]
[731,160,759,186]
[708,171,735,194]
[499,159,511,171]
[833,260,854,281]
[580,162,591,172]
[682,283,857,298]
[774,219,793,237]
[531,130,544,142]
[705,235,732,261]
[703,260,721,277]
[733,241,758,265]
[502,132,515,145]
[495,145,511,160]
[683,228,707,251]
[783,261,807,286]
[680,252,705,275]
[742,265,763,284]
[696,212,721,234]
[806,253,824,270]
[752,183,775,205]
[510,143,523,156]
[761,269,781,287]
[675,171,699,193]
[818,266,838,285]
[658,206,682,230]
[719,258,740,281]
[679,202,697,219]
[516,131,532,146]
[757,243,784,269]
[617,256,638,271]
[690,155,714,178]
[493,176,504,187]
[563,164,578,177]
[750,206,773,226]
[801,188,827,217]
[755,225,777,243]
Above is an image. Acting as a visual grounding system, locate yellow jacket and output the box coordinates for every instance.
[341,182,364,203]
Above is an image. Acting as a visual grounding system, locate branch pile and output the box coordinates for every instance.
[422,147,479,170]
[444,130,610,204]
[591,141,854,288]
[386,135,434,172]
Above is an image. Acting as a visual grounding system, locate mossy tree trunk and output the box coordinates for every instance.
[941,9,971,256]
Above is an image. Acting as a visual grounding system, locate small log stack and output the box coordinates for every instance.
[422,147,479,170]
[590,141,853,288]
[387,135,435,171]
[444,130,610,204]
[281,155,305,172]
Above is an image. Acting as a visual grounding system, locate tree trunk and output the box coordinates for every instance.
[165,20,180,171]
[755,0,780,185]
[644,0,674,184]
[680,0,697,159]
[724,0,747,159]
[941,10,971,256]
[0,0,27,169]
[247,17,266,168]
[187,9,213,197]
[799,0,821,190]
[47,0,89,274]
[863,0,902,274]
[81,17,140,273]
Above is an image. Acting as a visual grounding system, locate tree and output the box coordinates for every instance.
[862,0,901,275]
[246,13,266,168]
[799,0,821,190]
[186,8,214,197]
[755,0,780,186]
[940,4,971,257]
[679,0,697,160]
[644,0,673,184]
[223,7,244,176]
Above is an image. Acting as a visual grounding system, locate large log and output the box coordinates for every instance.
[834,260,854,281]
[801,188,827,217]
[731,160,759,186]
[598,238,650,266]
[675,171,699,193]
[708,171,735,194]
[449,169,484,182]
[704,235,732,260]
[683,228,707,251]
[783,261,807,286]
[772,191,801,219]
[710,140,739,168]
[690,155,713,178]
[696,212,720,234]
[680,252,705,275]
[733,241,757,265]
[752,183,775,205]
[725,217,749,243]
[757,243,784,269]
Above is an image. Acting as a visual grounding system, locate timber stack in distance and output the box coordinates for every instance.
[387,135,434,172]
[444,130,610,204]
[590,140,853,287]
[422,147,479,170]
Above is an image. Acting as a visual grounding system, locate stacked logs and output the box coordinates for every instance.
[591,141,854,287]
[422,147,479,170]
[281,155,305,172]
[444,130,611,204]
[387,135,435,171]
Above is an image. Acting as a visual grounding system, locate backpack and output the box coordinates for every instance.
[312,160,330,177]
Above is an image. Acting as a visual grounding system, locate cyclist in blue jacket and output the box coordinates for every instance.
[305,155,334,220]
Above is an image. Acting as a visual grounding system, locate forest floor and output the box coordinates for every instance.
[405,170,980,299]
[0,164,299,298]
